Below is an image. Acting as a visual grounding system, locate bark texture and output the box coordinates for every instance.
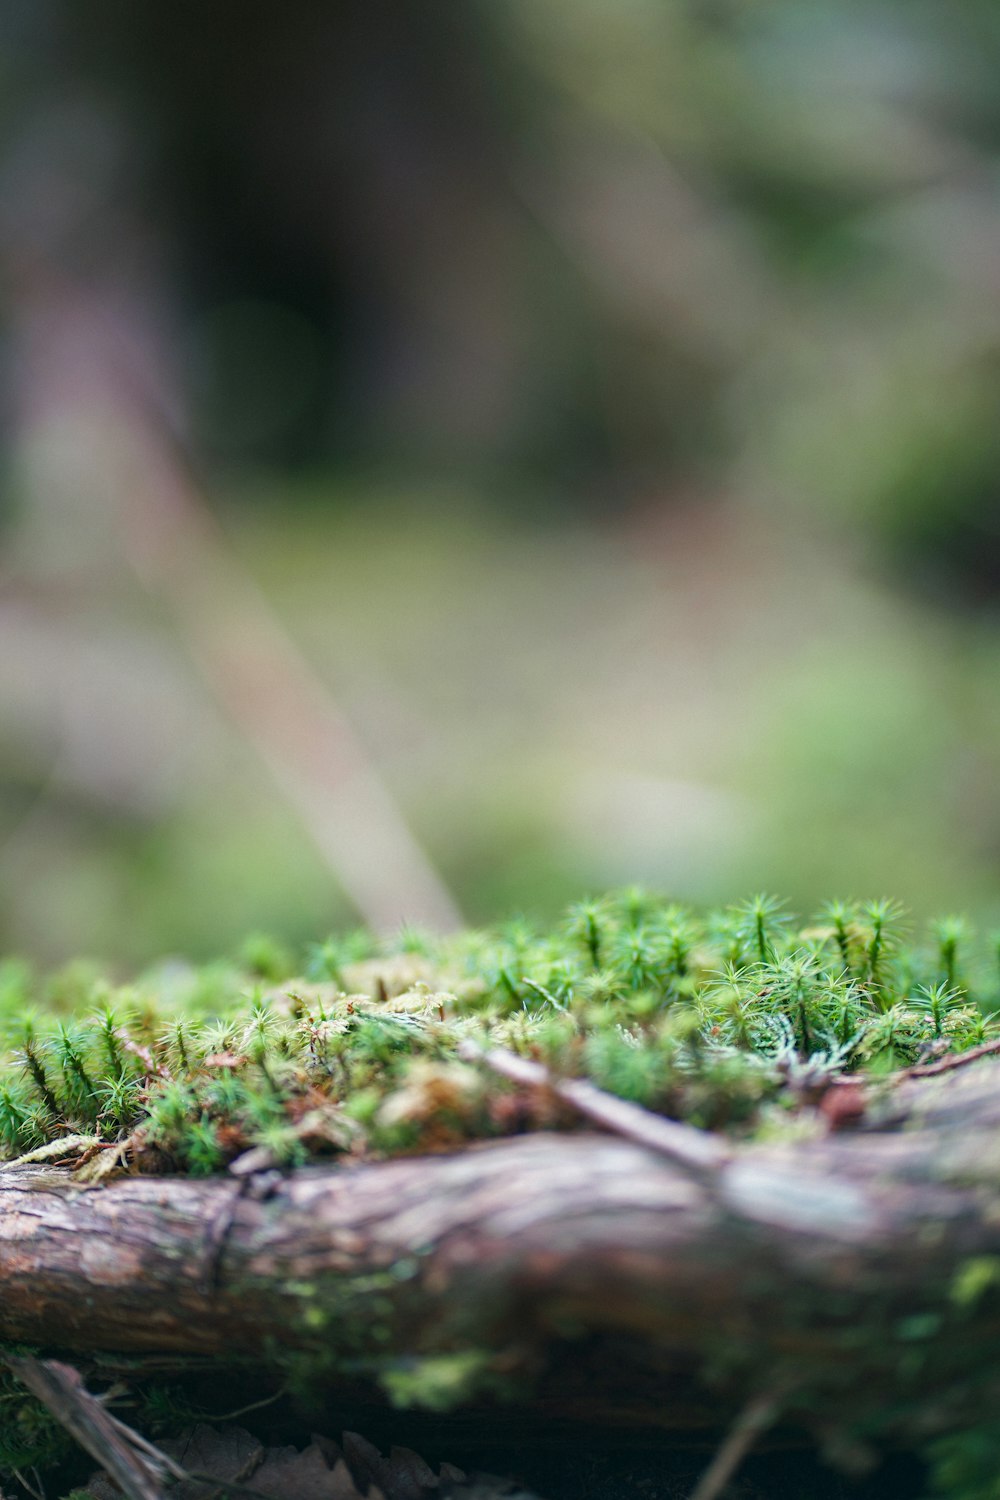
[2,1062,1000,1442]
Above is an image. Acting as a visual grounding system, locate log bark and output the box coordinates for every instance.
[2,1063,1000,1445]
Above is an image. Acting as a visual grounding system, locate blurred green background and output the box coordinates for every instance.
[3,0,1000,965]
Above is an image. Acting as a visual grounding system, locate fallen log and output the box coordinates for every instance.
[2,1061,1000,1457]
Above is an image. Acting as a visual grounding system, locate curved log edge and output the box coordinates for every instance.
[2,1061,1000,1445]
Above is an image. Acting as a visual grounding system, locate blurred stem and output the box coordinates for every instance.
[11,280,463,936]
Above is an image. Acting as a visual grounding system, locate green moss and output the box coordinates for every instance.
[0,1367,73,1478]
[0,892,996,1176]
[950,1257,1000,1310]
[0,892,997,1492]
[378,1350,496,1411]
[925,1426,1000,1500]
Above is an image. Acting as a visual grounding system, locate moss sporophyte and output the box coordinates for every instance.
[0,891,996,1174]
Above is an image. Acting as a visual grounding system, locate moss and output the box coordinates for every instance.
[0,891,996,1177]
[0,1367,73,1478]
[925,1426,1000,1500]
[950,1257,1000,1310]
[378,1350,497,1411]
[2,892,996,1473]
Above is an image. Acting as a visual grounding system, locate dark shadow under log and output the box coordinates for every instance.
[2,1063,1000,1447]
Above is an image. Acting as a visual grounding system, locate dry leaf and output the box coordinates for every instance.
[80,1422,545,1500]
[155,1423,263,1499]
[339,1432,440,1500]
[249,1440,374,1499]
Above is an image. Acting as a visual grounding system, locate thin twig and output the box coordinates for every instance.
[687,1389,782,1500]
[204,1387,287,1424]
[2,1356,172,1500]
[5,1356,295,1500]
[102,1415,188,1479]
[11,1469,44,1500]
[457,1039,730,1177]
[9,276,463,936]
[901,1037,1000,1079]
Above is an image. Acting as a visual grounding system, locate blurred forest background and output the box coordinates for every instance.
[3,0,1000,966]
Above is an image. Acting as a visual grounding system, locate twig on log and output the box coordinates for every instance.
[901,1037,1000,1079]
[457,1039,730,1177]
[2,1084,1000,1444]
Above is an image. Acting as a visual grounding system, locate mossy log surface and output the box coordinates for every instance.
[1,1062,1000,1445]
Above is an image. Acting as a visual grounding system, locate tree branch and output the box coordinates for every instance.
[1,1064,1000,1446]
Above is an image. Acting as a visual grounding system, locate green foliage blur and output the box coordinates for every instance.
[3,2,1000,963]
